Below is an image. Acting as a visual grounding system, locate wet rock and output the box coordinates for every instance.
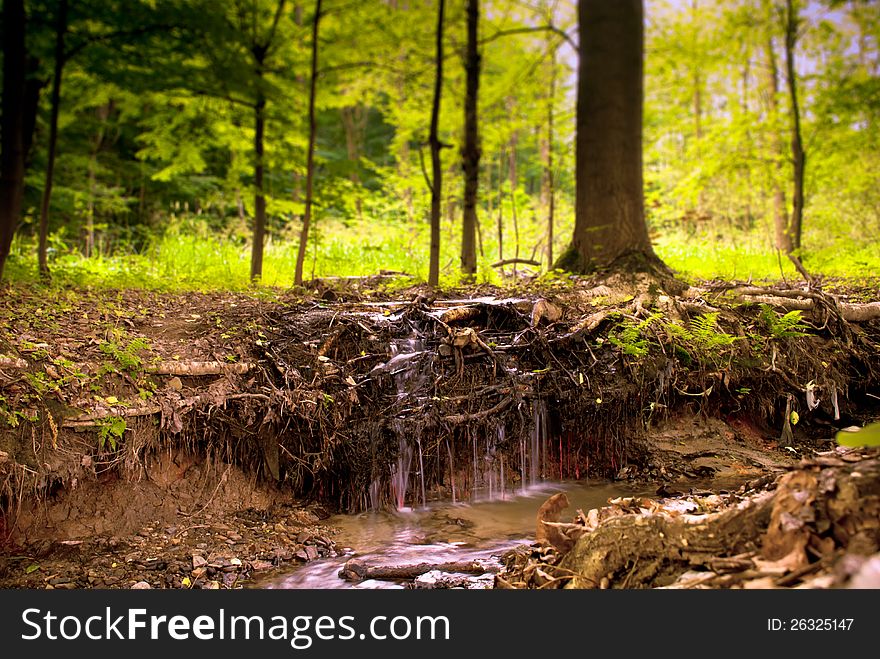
[250,560,273,572]
[296,531,312,544]
[192,555,207,569]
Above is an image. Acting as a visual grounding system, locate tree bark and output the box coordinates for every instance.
[427,0,445,288]
[38,0,70,279]
[783,0,805,252]
[0,0,28,281]
[251,89,266,281]
[294,0,321,286]
[763,28,790,253]
[340,104,365,221]
[460,0,480,278]
[557,0,655,273]
[541,41,556,268]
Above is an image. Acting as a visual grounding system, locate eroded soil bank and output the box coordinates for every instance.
[0,275,878,588]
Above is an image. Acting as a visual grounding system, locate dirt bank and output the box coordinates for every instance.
[0,276,878,588]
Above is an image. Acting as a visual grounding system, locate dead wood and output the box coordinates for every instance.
[442,397,512,424]
[147,361,256,376]
[339,557,498,582]
[718,286,880,322]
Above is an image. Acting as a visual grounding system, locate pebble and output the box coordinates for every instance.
[131,581,152,589]
[192,555,208,569]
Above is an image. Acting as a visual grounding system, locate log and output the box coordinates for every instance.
[339,558,498,582]
[721,287,880,322]
[147,361,256,376]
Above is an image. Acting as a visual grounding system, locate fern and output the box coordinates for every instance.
[759,304,808,339]
[608,313,662,358]
[665,313,738,366]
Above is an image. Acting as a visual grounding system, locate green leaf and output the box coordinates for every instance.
[25,564,40,574]
[836,422,880,448]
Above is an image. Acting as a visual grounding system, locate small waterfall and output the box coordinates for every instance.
[369,476,382,511]
[531,399,548,485]
[497,424,506,500]
[390,425,413,510]
[416,437,426,509]
[446,438,457,504]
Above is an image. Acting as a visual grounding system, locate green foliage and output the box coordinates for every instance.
[758,304,809,339]
[99,337,150,371]
[836,422,880,448]
[97,416,127,452]
[666,313,739,366]
[608,313,663,358]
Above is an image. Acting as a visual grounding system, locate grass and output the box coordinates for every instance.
[5,217,880,293]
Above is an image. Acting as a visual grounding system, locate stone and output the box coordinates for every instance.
[192,555,208,569]
[131,581,152,589]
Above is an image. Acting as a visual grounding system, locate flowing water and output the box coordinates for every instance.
[257,480,650,589]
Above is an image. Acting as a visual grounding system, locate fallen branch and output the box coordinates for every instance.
[491,258,541,268]
[147,361,256,376]
[442,397,511,424]
[339,558,498,582]
[61,392,271,428]
[718,287,880,322]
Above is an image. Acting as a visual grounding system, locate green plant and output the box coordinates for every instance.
[608,313,662,358]
[666,313,739,366]
[758,304,809,339]
[99,337,151,371]
[97,416,127,451]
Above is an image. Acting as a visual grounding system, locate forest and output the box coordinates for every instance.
[0,0,879,593]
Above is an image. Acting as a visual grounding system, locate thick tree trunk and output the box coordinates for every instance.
[460,0,480,278]
[251,90,266,281]
[0,0,28,281]
[38,0,69,279]
[557,0,654,273]
[294,0,321,286]
[427,0,445,288]
[784,0,805,252]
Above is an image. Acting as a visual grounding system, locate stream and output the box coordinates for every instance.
[256,480,652,589]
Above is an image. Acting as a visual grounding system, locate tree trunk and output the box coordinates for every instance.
[557,0,654,273]
[496,149,504,261]
[340,105,365,222]
[251,87,267,281]
[294,0,321,286]
[460,0,480,278]
[427,0,445,288]
[0,0,28,281]
[784,0,805,252]
[541,40,556,269]
[38,0,69,279]
[763,32,790,253]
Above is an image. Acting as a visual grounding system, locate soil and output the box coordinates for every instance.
[0,274,878,589]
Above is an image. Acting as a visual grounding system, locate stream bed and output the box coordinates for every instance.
[256,480,653,589]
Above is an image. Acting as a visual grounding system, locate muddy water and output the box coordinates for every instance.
[257,481,651,589]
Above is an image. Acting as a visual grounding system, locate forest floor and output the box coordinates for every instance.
[0,270,878,589]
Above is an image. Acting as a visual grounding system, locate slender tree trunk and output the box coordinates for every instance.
[784,0,805,251]
[251,89,266,281]
[541,40,556,268]
[0,0,28,281]
[763,32,790,253]
[38,0,69,279]
[340,105,365,222]
[508,134,520,263]
[294,0,321,286]
[427,0,445,287]
[460,0,480,278]
[557,0,654,272]
[496,149,504,261]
